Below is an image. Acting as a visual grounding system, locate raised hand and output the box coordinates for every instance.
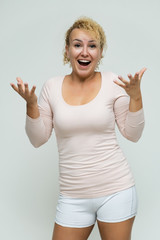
[10,77,39,118]
[114,67,147,100]
[10,77,37,105]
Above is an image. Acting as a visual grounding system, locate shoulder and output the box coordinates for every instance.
[101,71,119,81]
[39,75,64,98]
[41,75,64,92]
[101,71,127,98]
[101,71,119,90]
[43,75,64,88]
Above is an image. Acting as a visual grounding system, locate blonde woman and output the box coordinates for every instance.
[11,17,146,240]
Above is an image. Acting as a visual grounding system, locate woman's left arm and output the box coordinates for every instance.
[114,67,147,112]
[113,67,147,142]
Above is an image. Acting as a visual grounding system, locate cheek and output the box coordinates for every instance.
[68,49,81,59]
[91,50,102,60]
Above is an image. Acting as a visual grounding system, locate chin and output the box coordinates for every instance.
[78,70,95,79]
[74,66,96,78]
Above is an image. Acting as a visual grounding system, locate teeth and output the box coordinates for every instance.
[79,60,90,63]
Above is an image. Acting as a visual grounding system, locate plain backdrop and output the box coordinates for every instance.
[0,0,159,239]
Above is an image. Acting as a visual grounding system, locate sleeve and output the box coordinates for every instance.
[113,75,145,142]
[25,79,54,148]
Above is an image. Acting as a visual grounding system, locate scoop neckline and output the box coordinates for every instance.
[60,72,103,107]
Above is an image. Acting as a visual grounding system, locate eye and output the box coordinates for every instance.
[89,44,96,48]
[74,44,81,48]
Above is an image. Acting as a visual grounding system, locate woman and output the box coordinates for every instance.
[10,17,146,240]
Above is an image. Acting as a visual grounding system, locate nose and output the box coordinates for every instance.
[81,46,89,57]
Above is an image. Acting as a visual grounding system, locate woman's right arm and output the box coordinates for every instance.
[10,77,40,118]
[10,77,53,147]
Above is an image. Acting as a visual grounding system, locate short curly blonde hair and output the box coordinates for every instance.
[63,17,107,65]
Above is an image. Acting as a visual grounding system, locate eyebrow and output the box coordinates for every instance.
[72,39,97,43]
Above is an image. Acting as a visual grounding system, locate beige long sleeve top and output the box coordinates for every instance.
[25,72,145,198]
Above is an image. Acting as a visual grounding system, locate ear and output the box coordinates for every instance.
[100,48,103,58]
[65,45,69,59]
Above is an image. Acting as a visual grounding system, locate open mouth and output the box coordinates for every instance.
[77,60,91,66]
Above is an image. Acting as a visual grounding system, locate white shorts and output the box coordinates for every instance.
[55,186,138,228]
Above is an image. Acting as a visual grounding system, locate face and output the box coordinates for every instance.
[66,28,103,78]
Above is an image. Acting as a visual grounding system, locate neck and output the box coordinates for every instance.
[70,71,99,84]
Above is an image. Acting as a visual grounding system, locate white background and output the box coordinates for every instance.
[0,0,159,239]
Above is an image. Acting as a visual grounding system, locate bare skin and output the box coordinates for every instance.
[114,67,147,112]
[52,217,135,240]
[10,77,39,119]
[97,217,135,240]
[52,223,95,240]
[62,72,102,105]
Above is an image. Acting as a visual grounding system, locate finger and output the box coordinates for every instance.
[118,75,129,85]
[135,68,146,80]
[113,79,126,89]
[24,83,29,95]
[10,83,19,93]
[17,83,24,94]
[139,67,147,79]
[30,85,36,95]
[133,72,139,81]
[16,77,23,84]
[127,73,135,83]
